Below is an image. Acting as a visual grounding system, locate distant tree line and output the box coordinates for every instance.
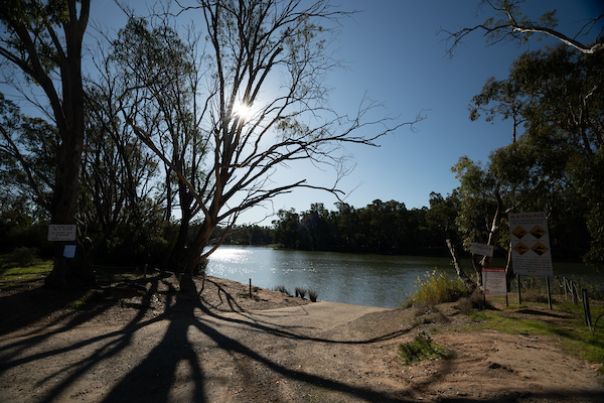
[224,191,590,261]
[270,201,447,255]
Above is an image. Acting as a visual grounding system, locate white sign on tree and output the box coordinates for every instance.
[509,212,553,276]
[47,224,77,242]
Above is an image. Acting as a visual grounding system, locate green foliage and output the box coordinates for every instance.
[222,225,273,246]
[568,150,604,263]
[451,156,501,252]
[272,200,447,256]
[406,271,470,307]
[398,331,451,365]
[469,45,604,262]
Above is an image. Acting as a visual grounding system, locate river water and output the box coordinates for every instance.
[206,245,602,308]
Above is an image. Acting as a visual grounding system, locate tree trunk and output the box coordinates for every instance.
[446,238,476,291]
[181,219,216,274]
[167,212,192,272]
[45,49,94,288]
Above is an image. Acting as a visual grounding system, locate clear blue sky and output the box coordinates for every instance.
[243,0,603,223]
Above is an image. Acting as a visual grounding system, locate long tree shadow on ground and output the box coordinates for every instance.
[101,275,415,403]
[2,274,602,402]
[101,278,205,402]
[0,287,87,337]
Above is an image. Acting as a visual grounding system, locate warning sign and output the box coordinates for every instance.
[509,212,553,276]
[482,267,507,296]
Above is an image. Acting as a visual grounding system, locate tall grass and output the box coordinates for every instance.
[405,270,469,307]
[295,287,307,299]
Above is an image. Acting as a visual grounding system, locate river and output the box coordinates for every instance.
[206,245,602,308]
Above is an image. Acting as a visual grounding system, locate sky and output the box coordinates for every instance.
[247,0,604,223]
[4,0,602,225]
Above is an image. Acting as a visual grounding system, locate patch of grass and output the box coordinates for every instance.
[405,270,470,307]
[466,307,604,373]
[0,256,53,288]
[399,331,451,364]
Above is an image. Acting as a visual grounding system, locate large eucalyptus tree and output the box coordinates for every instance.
[0,0,91,286]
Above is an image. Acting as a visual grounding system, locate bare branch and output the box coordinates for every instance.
[445,1,604,55]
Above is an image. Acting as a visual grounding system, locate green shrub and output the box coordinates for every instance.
[405,270,469,307]
[9,247,37,267]
[399,331,450,364]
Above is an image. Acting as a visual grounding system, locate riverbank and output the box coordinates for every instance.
[1,273,603,402]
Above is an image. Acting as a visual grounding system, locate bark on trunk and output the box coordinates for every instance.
[167,213,191,272]
[446,238,476,291]
[45,13,94,288]
[181,219,216,274]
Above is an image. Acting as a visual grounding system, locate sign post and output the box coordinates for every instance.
[509,212,554,308]
[482,267,507,306]
[509,212,553,277]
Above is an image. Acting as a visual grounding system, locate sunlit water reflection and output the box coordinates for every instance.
[208,246,455,307]
[206,245,602,308]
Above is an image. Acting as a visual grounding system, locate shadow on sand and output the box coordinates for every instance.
[1,275,602,402]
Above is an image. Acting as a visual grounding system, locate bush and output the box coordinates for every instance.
[405,270,469,307]
[399,331,450,364]
[308,289,318,302]
[9,247,37,267]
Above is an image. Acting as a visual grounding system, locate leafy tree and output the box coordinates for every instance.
[450,156,506,285]
[470,46,603,262]
[273,208,301,249]
[222,224,273,245]
[425,191,459,253]
[0,0,91,286]
[300,203,335,250]
[448,1,603,264]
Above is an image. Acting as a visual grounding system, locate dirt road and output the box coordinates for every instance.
[0,275,602,402]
